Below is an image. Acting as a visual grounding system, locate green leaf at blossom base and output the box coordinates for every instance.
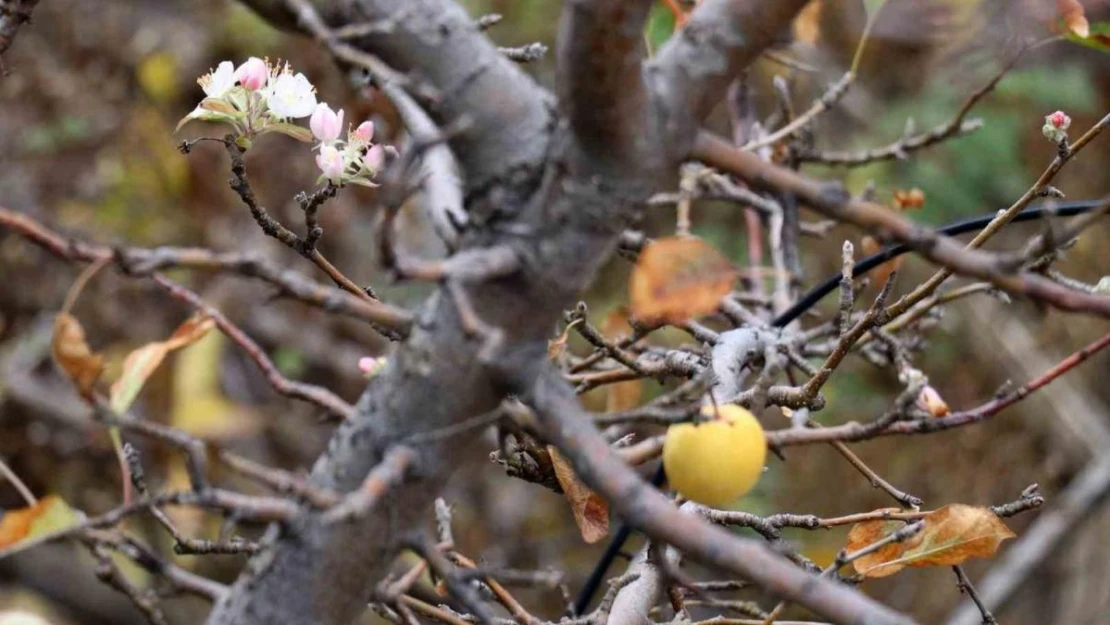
[199,97,239,115]
[266,123,314,143]
[1063,21,1110,53]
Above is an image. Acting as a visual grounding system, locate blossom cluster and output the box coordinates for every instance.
[178,58,389,187]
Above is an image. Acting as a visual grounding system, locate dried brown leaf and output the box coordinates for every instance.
[850,504,1015,578]
[0,495,83,551]
[846,511,909,578]
[893,188,926,210]
[859,235,904,289]
[548,447,609,544]
[630,237,737,325]
[548,321,575,361]
[51,313,104,399]
[110,314,215,415]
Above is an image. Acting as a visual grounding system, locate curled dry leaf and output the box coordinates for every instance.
[844,511,907,578]
[630,236,737,326]
[548,446,609,544]
[51,313,104,399]
[110,313,216,415]
[0,495,83,552]
[848,504,1016,578]
[548,320,577,361]
[893,188,925,210]
[1058,0,1090,38]
[105,313,215,506]
[859,235,903,289]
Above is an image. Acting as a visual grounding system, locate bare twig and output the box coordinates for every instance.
[0,455,36,506]
[691,129,1110,318]
[0,206,412,335]
[150,274,357,421]
[769,330,1110,447]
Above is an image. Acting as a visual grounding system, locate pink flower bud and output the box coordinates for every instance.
[235,57,268,91]
[364,144,385,172]
[310,103,344,143]
[1048,110,1070,129]
[352,121,375,143]
[918,385,949,417]
[316,144,345,182]
[358,356,387,378]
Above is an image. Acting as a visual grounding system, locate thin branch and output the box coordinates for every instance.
[261,0,554,191]
[881,111,1110,320]
[499,43,548,63]
[286,0,469,251]
[321,447,415,524]
[216,138,377,302]
[408,537,500,625]
[150,274,357,421]
[768,330,1110,447]
[0,455,36,506]
[557,0,654,166]
[691,130,1110,318]
[510,361,915,625]
[649,0,811,125]
[952,566,997,625]
[217,449,342,508]
[795,46,1021,166]
[743,73,853,152]
[945,460,1110,625]
[91,541,170,625]
[0,206,412,335]
[0,488,298,562]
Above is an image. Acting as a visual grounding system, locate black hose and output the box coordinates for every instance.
[572,199,1103,615]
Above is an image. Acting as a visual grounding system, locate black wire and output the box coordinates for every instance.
[572,199,1102,616]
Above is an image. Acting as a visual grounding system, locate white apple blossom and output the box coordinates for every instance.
[364,144,385,172]
[266,69,317,119]
[198,61,237,98]
[310,103,344,143]
[179,57,392,188]
[316,145,346,182]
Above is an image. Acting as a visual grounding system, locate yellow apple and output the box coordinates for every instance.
[663,404,767,508]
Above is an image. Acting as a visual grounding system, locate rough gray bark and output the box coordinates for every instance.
[206,1,910,625]
[206,2,558,623]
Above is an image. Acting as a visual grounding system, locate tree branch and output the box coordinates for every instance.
[507,357,915,625]
[690,131,1110,318]
[0,206,413,337]
[557,0,655,168]
[649,0,811,150]
[205,3,826,623]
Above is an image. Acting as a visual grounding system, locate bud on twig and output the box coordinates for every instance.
[1042,110,1071,144]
